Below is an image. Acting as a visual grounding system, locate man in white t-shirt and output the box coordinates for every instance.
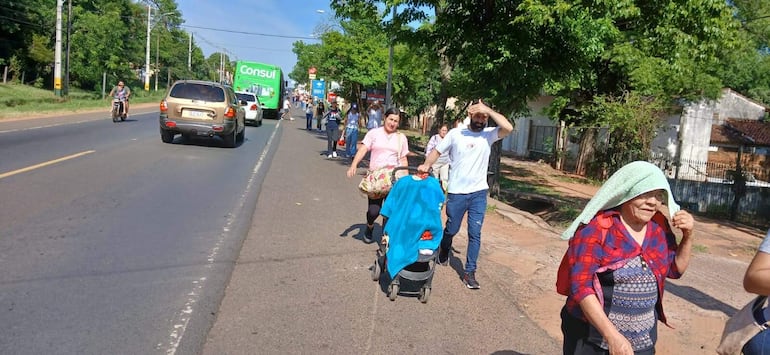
[418,99,513,289]
[281,98,293,120]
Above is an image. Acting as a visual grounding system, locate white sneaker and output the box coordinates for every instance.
[332,152,337,158]
[327,154,333,158]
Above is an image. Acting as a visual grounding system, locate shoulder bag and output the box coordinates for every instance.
[717,295,770,355]
[358,133,404,199]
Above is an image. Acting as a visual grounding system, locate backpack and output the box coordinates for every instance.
[555,214,612,296]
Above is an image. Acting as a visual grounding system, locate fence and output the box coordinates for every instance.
[649,155,770,229]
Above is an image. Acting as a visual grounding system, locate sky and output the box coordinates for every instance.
[175,0,335,84]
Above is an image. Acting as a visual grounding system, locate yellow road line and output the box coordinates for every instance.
[0,150,95,180]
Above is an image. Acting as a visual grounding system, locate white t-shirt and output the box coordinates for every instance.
[283,99,290,110]
[435,126,501,194]
[367,109,382,129]
[759,230,770,254]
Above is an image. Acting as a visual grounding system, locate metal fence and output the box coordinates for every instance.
[649,155,770,228]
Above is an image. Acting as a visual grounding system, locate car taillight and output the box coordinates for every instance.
[160,100,168,113]
[165,121,177,128]
[224,107,236,119]
[250,104,257,111]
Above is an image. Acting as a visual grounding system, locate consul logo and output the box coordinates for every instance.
[239,66,276,79]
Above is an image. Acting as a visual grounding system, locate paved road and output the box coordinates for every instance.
[203,109,561,354]
[0,107,279,354]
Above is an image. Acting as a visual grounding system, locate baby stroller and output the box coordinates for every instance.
[370,167,445,303]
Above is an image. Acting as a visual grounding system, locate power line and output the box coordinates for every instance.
[180,24,317,40]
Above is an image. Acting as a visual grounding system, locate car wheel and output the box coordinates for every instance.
[160,128,175,143]
[222,128,236,148]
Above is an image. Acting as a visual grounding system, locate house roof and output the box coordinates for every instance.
[712,119,770,147]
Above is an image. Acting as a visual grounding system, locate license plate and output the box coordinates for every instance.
[183,110,211,119]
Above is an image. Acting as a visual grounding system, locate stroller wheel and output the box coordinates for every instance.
[419,287,431,303]
[371,258,381,281]
[388,284,399,301]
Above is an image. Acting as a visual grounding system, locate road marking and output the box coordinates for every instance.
[0,150,95,179]
[161,123,281,355]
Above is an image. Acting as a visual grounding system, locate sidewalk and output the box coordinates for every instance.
[202,109,561,354]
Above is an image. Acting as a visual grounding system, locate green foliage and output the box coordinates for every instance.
[585,92,668,176]
[0,0,201,94]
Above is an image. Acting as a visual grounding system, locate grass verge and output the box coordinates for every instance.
[0,83,165,119]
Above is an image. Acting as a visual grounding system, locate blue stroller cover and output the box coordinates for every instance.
[380,175,445,279]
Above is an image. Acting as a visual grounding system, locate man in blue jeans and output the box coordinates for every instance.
[418,99,513,289]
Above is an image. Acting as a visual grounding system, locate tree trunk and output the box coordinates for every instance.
[488,139,502,198]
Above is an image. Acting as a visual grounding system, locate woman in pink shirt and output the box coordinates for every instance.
[346,107,409,243]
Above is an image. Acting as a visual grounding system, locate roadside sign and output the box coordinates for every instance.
[311,79,325,100]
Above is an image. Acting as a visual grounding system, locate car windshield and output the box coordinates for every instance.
[236,93,256,102]
[170,83,225,102]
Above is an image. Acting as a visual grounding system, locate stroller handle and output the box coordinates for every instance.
[391,166,432,181]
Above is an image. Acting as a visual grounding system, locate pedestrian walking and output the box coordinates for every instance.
[558,161,695,355]
[281,98,293,120]
[305,98,314,130]
[425,123,451,191]
[315,100,325,131]
[344,104,361,158]
[346,107,409,243]
[417,99,514,289]
[366,101,383,129]
[323,101,343,158]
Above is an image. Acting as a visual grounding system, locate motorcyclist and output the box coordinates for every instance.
[108,81,131,117]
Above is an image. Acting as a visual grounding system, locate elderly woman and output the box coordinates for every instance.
[559,161,695,355]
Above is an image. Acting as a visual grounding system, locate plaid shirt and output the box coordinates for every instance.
[564,209,681,325]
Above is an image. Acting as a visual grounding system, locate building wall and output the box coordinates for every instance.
[503,96,555,156]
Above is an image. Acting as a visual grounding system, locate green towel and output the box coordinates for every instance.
[561,161,680,240]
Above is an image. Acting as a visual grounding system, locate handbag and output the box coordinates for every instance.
[358,166,396,199]
[717,295,770,355]
[338,136,345,146]
[357,133,404,199]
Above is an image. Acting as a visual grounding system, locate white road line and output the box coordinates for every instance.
[162,123,281,355]
[0,150,95,179]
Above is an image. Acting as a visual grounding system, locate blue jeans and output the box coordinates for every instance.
[744,329,770,354]
[345,127,358,157]
[306,113,313,129]
[442,189,487,273]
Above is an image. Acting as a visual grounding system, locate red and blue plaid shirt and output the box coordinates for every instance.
[564,209,681,325]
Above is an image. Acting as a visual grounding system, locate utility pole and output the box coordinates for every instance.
[188,32,192,71]
[384,5,396,109]
[155,34,159,91]
[54,0,63,96]
[64,0,72,96]
[144,5,151,91]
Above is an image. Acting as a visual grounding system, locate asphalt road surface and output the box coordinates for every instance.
[0,108,279,354]
[0,107,560,354]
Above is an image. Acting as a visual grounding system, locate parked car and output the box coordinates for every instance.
[235,91,263,126]
[159,80,246,148]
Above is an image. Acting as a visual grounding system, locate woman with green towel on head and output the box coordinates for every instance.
[559,161,695,355]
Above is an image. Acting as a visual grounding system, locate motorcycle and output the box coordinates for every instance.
[111,99,126,122]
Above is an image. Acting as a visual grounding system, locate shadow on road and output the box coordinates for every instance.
[666,282,738,316]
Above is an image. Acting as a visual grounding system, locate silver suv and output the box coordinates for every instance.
[159,80,246,147]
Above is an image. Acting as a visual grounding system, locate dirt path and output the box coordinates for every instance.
[476,158,766,353]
